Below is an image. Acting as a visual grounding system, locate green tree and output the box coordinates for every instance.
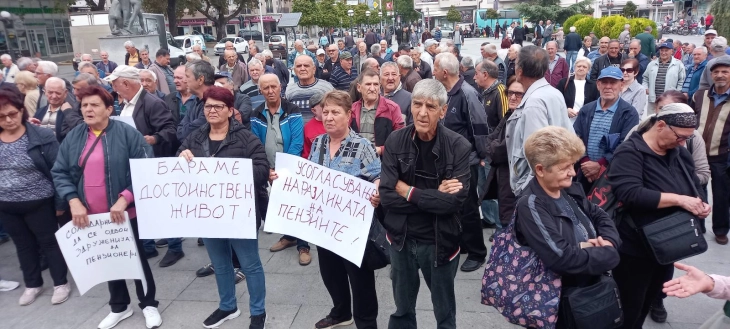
[293,0,320,27]
[622,1,638,18]
[563,14,589,29]
[142,0,199,36]
[446,6,461,29]
[711,0,730,40]
[515,0,592,24]
[486,9,501,20]
[391,0,420,24]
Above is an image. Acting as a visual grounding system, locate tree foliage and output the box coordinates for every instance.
[596,15,627,39]
[563,14,589,29]
[446,6,461,25]
[711,0,730,41]
[574,17,597,37]
[141,0,256,38]
[622,1,638,18]
[515,0,593,25]
[486,9,501,20]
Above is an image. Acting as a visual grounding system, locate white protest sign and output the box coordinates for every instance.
[55,212,146,296]
[110,116,137,129]
[130,157,258,239]
[264,152,376,267]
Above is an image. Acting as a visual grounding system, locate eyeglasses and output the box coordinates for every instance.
[620,67,635,73]
[507,91,524,99]
[204,104,227,112]
[668,125,694,142]
[0,111,21,120]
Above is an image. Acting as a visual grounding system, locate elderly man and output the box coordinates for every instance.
[33,77,73,139]
[681,43,695,66]
[381,62,411,120]
[16,57,37,74]
[693,56,730,245]
[139,69,167,99]
[378,40,393,61]
[148,48,175,95]
[368,44,386,67]
[361,58,380,74]
[220,49,249,90]
[573,67,639,190]
[1,54,18,82]
[285,55,334,123]
[344,31,355,49]
[247,42,260,65]
[322,44,342,81]
[432,52,489,272]
[643,42,686,113]
[329,52,357,91]
[36,61,76,113]
[421,39,439,70]
[481,44,506,84]
[287,40,317,69]
[123,41,140,66]
[635,26,656,58]
[214,72,253,128]
[380,78,471,329]
[59,73,98,137]
[506,44,521,81]
[564,26,582,71]
[543,19,554,46]
[545,41,569,87]
[703,29,718,57]
[240,58,266,110]
[260,49,289,96]
[410,47,432,79]
[699,37,729,90]
[177,60,215,141]
[78,61,113,93]
[682,47,709,101]
[164,65,197,127]
[461,56,478,91]
[588,37,610,62]
[217,41,246,67]
[590,39,626,81]
[350,69,404,152]
[134,49,153,69]
[627,40,650,84]
[96,51,118,76]
[397,55,421,92]
[192,44,211,63]
[618,24,631,55]
[506,45,574,196]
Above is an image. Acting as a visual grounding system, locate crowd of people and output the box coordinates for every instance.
[0,18,728,329]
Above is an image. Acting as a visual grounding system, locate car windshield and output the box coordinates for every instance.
[218,38,235,43]
[270,36,282,42]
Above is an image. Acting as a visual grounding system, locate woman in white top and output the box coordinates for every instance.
[556,56,598,123]
[619,58,648,118]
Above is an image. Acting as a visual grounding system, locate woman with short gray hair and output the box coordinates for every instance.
[556,56,598,123]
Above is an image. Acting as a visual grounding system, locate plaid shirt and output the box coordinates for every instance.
[308,129,381,183]
[587,99,618,161]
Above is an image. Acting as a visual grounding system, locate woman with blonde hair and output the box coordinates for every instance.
[14,71,40,117]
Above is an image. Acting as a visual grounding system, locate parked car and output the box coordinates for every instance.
[174,35,207,54]
[214,37,249,55]
[192,31,216,42]
[269,34,288,59]
[238,30,263,41]
[433,26,454,38]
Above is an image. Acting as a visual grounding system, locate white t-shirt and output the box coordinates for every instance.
[572,79,587,123]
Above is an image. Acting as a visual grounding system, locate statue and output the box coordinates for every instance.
[108,0,147,36]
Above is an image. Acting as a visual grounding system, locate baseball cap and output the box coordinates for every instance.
[424,39,438,48]
[309,91,325,107]
[705,29,718,36]
[340,52,353,59]
[658,42,674,50]
[214,72,231,80]
[103,65,139,82]
[316,49,325,56]
[710,56,730,72]
[711,37,728,53]
[597,67,623,80]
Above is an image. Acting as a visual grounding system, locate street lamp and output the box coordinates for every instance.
[366,10,371,31]
[347,9,354,37]
[378,11,383,34]
[0,11,15,58]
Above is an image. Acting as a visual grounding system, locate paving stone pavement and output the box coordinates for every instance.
[0,224,726,329]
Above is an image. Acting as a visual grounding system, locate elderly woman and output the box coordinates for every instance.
[177,86,268,329]
[271,90,380,329]
[514,125,621,328]
[51,85,161,329]
[556,56,598,122]
[619,58,648,118]
[609,103,709,329]
[133,49,152,70]
[14,71,40,117]
[0,85,70,306]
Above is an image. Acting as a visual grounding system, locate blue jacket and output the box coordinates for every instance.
[250,99,304,157]
[684,60,707,101]
[34,105,65,142]
[287,50,317,69]
[574,98,639,165]
[24,122,65,210]
[434,29,442,41]
[52,119,153,210]
[636,53,650,85]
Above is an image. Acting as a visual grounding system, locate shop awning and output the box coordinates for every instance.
[278,13,302,27]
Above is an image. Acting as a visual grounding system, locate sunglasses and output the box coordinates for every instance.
[620,67,635,73]
[507,91,524,99]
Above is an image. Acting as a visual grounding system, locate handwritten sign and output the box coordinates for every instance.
[130,157,258,239]
[55,212,146,296]
[264,153,375,266]
[111,116,137,129]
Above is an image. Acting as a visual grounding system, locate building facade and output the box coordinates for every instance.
[0,0,73,59]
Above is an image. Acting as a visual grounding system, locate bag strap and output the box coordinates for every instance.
[677,154,701,198]
[317,138,326,166]
[80,127,107,171]
[563,194,598,239]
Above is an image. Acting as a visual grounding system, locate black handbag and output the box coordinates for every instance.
[625,157,708,265]
[317,140,390,270]
[561,274,624,329]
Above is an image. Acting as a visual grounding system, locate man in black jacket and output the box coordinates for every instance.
[564,26,583,72]
[512,21,525,46]
[590,39,626,81]
[380,79,471,329]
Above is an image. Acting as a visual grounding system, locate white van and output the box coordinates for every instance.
[174,35,207,54]
[166,32,188,67]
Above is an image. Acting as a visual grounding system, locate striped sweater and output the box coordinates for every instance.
[285,78,334,124]
[694,88,730,161]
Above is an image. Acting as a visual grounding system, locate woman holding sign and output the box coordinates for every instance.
[51,85,162,329]
[178,86,269,329]
[0,84,70,306]
[271,90,382,329]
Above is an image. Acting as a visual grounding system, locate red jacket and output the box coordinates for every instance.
[350,96,405,147]
[544,57,569,88]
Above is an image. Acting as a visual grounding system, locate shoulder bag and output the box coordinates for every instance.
[317,140,390,270]
[625,156,708,265]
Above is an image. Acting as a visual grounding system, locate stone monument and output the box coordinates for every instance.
[108,0,147,36]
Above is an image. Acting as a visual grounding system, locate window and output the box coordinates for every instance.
[226,24,237,35]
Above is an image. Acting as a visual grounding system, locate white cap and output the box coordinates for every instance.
[316,49,325,55]
[103,65,140,82]
[705,29,718,36]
